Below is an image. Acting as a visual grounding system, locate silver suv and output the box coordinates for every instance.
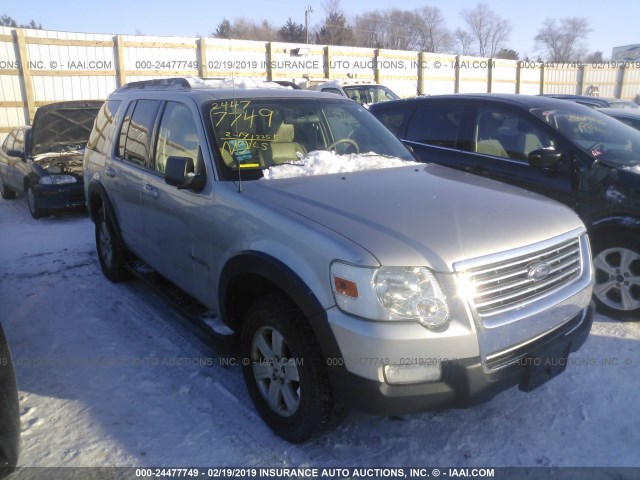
[84,78,594,442]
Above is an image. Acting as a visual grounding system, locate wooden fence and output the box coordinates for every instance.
[2,26,640,141]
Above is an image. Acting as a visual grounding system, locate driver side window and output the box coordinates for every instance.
[154,102,200,174]
[474,107,555,162]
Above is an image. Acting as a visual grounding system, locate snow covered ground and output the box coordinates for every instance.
[1,195,639,470]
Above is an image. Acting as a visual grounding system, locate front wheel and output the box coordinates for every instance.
[240,295,336,443]
[95,208,131,282]
[592,233,640,321]
[27,185,45,219]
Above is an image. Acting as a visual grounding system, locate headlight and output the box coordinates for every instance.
[330,262,450,329]
[39,175,77,185]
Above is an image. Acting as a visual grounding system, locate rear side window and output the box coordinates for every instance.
[117,100,160,168]
[87,100,121,154]
[406,104,464,149]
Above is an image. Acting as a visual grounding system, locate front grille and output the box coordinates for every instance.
[461,237,582,318]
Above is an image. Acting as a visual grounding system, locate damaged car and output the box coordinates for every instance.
[0,100,102,218]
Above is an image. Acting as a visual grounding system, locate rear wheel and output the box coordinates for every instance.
[592,233,640,321]
[0,175,16,199]
[27,185,45,219]
[240,295,336,443]
[95,207,131,282]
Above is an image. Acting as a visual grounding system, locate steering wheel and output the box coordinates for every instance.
[326,138,360,154]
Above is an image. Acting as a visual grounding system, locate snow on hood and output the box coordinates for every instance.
[185,76,287,90]
[261,150,419,180]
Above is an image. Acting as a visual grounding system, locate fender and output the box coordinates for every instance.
[219,251,325,326]
[219,251,344,364]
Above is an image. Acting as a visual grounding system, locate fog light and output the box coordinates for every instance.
[383,363,442,385]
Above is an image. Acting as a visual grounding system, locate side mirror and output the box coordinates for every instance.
[528,149,563,169]
[164,156,206,191]
[6,150,25,160]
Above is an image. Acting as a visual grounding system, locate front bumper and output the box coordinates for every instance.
[31,182,85,210]
[327,303,594,415]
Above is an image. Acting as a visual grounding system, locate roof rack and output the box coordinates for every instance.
[119,77,192,91]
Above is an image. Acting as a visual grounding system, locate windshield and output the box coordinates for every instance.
[531,106,640,167]
[343,86,399,106]
[207,97,414,180]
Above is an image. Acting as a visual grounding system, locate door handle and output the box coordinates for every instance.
[105,166,116,178]
[142,183,159,199]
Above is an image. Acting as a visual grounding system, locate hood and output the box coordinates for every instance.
[244,164,585,271]
[30,101,102,156]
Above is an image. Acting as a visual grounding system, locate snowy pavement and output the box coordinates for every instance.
[1,195,639,469]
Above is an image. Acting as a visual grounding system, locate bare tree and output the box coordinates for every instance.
[460,3,511,57]
[415,6,452,53]
[534,17,591,62]
[352,6,451,52]
[454,28,474,56]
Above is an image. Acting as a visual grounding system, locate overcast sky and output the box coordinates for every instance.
[4,0,639,59]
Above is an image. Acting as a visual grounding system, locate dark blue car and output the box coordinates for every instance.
[0,101,102,218]
[371,93,640,320]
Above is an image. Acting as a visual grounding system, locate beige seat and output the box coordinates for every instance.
[263,123,306,165]
[477,139,508,157]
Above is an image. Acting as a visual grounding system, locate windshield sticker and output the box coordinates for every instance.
[592,149,602,157]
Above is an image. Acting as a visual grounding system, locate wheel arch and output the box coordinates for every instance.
[219,251,342,361]
[86,180,126,247]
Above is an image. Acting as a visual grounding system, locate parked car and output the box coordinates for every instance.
[308,80,399,107]
[84,78,594,442]
[370,94,640,320]
[0,321,19,478]
[0,101,102,219]
[543,94,640,109]
[598,107,640,131]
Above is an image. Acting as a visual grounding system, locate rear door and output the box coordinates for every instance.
[106,99,161,255]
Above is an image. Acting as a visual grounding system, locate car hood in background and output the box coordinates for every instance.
[245,164,585,271]
[30,101,103,156]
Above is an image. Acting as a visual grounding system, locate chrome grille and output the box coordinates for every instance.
[461,237,582,318]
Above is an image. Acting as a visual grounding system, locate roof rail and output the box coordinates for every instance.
[119,77,192,91]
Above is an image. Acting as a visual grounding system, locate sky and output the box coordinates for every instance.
[3,0,640,59]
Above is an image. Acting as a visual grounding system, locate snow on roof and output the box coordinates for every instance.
[261,150,419,180]
[185,76,287,90]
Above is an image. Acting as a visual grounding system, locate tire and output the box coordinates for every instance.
[0,175,16,200]
[27,185,45,219]
[240,295,336,443]
[95,207,131,283]
[592,233,640,321]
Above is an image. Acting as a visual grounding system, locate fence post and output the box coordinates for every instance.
[114,35,126,87]
[13,28,35,124]
[325,46,332,79]
[454,55,461,93]
[375,48,381,84]
[515,61,522,94]
[539,63,545,95]
[198,38,208,79]
[487,57,493,93]
[417,51,426,95]
[266,42,274,81]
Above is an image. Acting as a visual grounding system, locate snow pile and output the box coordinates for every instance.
[261,150,418,180]
[185,76,286,90]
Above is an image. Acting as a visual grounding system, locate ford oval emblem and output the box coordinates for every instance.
[527,262,552,281]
